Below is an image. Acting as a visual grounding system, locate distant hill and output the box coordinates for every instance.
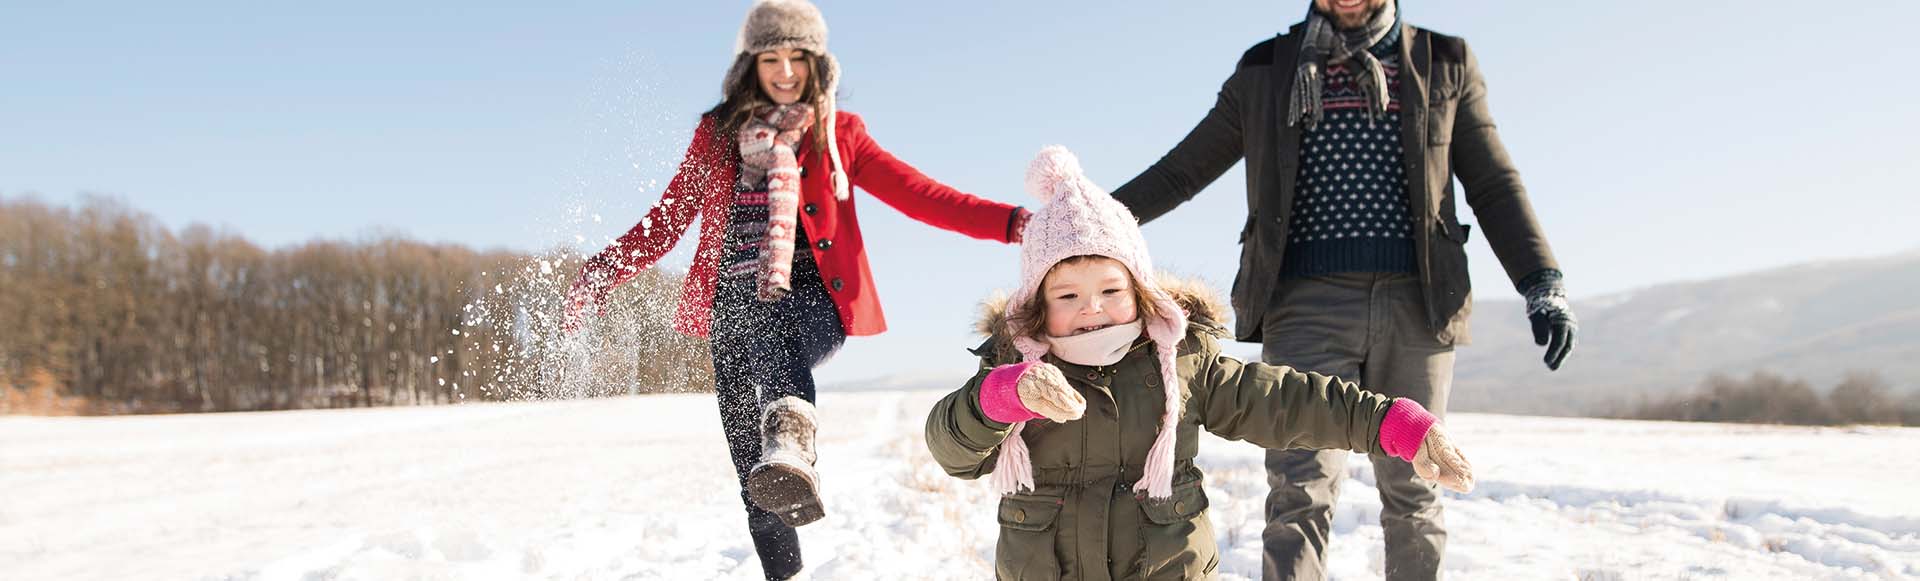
[1454,250,1920,415]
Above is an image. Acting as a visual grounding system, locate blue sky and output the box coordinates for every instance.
[5,1,1919,387]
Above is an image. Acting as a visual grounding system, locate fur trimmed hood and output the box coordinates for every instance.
[970,274,1231,363]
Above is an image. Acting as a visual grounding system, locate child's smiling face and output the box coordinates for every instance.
[1042,257,1140,338]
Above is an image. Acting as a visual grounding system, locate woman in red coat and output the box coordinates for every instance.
[562,2,1025,578]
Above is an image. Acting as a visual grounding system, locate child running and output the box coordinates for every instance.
[925,146,1474,580]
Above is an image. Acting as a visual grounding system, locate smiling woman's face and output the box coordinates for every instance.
[755,47,811,105]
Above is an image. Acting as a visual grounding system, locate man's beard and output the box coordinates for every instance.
[1318,3,1383,29]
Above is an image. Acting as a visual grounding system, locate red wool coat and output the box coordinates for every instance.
[579,111,1024,338]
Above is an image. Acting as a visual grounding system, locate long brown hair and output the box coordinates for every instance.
[1006,255,1161,341]
[705,49,831,154]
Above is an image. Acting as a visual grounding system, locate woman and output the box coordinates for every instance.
[562,1,1027,578]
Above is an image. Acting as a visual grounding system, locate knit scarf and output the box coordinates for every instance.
[1288,1,1399,131]
[737,103,816,302]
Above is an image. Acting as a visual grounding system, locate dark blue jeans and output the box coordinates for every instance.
[708,238,845,579]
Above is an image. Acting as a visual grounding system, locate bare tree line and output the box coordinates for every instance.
[0,195,712,415]
[1625,370,1920,426]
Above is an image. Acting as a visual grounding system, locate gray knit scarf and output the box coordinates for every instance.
[1288,1,1399,131]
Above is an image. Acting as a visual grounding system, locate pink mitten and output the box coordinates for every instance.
[979,362,1083,423]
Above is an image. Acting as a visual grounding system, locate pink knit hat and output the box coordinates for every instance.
[995,146,1190,500]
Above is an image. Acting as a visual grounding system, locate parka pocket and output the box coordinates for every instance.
[1139,482,1208,525]
[996,494,1065,580]
[1136,480,1218,579]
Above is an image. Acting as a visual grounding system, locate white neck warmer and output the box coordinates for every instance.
[1045,320,1144,367]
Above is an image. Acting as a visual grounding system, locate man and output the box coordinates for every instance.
[1109,1,1577,579]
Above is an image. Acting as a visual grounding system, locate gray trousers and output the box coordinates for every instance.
[1259,273,1455,581]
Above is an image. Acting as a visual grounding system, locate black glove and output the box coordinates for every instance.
[1520,269,1577,371]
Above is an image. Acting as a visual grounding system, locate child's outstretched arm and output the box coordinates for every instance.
[924,361,1083,480]
[1191,354,1391,453]
[1192,355,1475,493]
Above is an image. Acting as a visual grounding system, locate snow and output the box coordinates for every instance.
[3,391,1915,580]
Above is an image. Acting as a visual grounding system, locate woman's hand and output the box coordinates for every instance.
[561,277,604,335]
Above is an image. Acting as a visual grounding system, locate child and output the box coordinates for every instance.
[924,147,1474,580]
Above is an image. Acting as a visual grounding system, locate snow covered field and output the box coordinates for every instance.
[3,390,1916,580]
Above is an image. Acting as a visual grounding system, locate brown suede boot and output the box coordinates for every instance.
[746,396,824,527]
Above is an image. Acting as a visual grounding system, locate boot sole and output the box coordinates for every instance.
[746,461,824,528]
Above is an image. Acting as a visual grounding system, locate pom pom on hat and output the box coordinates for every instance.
[1024,145,1085,203]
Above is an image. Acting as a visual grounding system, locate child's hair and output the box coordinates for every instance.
[1006,255,1161,340]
